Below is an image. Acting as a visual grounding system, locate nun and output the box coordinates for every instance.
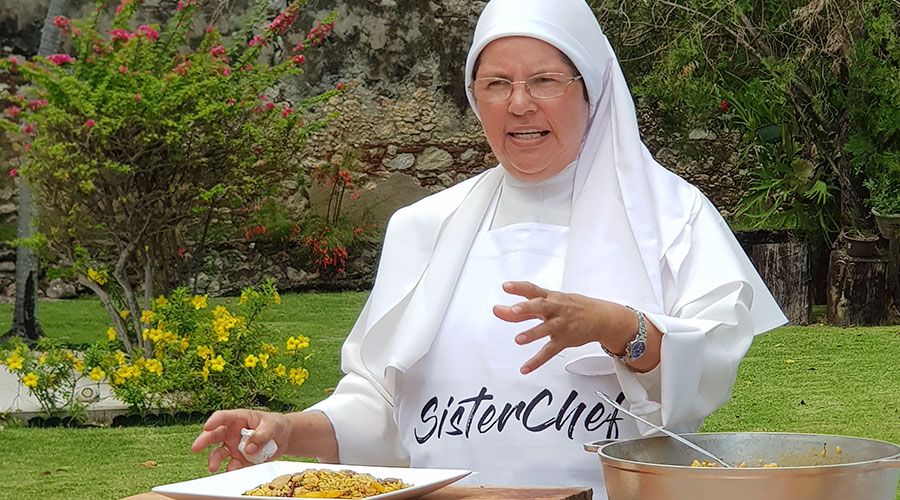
[192,0,787,497]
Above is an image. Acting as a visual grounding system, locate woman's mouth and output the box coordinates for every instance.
[508,131,550,140]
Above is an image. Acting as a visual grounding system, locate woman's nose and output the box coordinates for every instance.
[507,83,537,115]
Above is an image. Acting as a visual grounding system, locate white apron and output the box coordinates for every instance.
[395,219,641,500]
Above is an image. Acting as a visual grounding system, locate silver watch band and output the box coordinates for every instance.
[601,305,648,363]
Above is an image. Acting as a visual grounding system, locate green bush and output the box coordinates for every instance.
[0,0,338,357]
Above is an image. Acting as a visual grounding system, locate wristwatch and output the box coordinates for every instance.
[601,305,648,363]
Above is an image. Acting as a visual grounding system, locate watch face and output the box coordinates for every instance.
[628,340,646,360]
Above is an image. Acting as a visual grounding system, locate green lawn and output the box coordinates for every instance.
[0,293,898,500]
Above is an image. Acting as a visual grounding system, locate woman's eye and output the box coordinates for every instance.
[485,80,507,89]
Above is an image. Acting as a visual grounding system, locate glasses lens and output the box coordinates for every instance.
[472,78,512,102]
[527,73,570,99]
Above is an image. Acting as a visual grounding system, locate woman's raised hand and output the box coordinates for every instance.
[492,281,637,374]
[191,409,292,472]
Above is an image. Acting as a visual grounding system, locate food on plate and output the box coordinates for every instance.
[244,468,411,498]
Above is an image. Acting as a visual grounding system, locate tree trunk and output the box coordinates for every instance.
[826,250,889,326]
[750,241,812,325]
[2,0,70,345]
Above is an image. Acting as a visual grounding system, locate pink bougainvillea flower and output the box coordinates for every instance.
[226,98,236,106]
[209,45,226,58]
[133,93,142,102]
[3,106,21,118]
[46,54,76,65]
[174,60,191,75]
[83,119,96,129]
[9,168,18,178]
[176,0,195,11]
[7,56,20,66]
[114,0,131,14]
[22,123,35,135]
[281,107,292,118]
[292,42,305,54]
[263,102,275,112]
[136,25,159,42]
[721,99,729,112]
[220,66,232,76]
[292,54,305,65]
[205,26,215,34]
[53,16,70,28]
[248,35,268,48]
[110,29,133,42]
[27,99,48,111]
[335,82,345,91]
[118,65,129,74]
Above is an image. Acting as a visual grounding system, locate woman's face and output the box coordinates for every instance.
[474,37,590,183]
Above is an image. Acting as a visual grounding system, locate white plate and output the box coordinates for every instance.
[152,461,472,500]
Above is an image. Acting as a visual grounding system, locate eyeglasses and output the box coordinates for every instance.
[469,72,584,102]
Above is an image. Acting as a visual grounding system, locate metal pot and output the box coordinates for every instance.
[584,432,900,500]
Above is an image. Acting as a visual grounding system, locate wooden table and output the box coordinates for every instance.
[123,486,592,499]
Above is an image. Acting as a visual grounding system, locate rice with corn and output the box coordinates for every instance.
[244,468,411,498]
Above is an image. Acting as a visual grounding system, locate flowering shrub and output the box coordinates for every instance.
[1,338,87,418]
[0,0,338,357]
[83,279,310,415]
[1,280,311,416]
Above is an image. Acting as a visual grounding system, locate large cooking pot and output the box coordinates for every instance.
[584,432,900,500]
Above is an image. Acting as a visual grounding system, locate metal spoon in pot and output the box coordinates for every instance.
[596,390,734,468]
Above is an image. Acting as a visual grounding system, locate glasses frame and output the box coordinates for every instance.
[468,72,584,102]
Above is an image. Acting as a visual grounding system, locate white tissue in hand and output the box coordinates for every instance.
[237,427,277,464]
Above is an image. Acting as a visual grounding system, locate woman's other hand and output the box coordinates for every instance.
[493,281,661,374]
[191,409,338,472]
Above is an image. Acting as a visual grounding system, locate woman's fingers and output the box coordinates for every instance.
[503,281,548,299]
[521,340,562,375]
[207,444,232,473]
[513,322,553,345]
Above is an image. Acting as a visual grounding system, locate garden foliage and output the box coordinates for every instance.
[0,0,339,356]
[591,0,898,236]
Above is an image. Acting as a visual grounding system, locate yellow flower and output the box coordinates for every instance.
[87,267,108,285]
[141,309,155,324]
[5,352,24,371]
[154,295,169,308]
[64,351,75,362]
[212,306,238,342]
[258,352,269,368]
[286,335,310,352]
[191,295,208,310]
[239,291,249,305]
[289,367,309,386]
[107,327,117,341]
[38,353,47,365]
[201,365,210,381]
[119,309,130,319]
[22,372,39,388]
[89,367,106,381]
[197,345,214,360]
[179,337,190,352]
[272,291,282,305]
[244,354,259,368]
[115,351,127,366]
[145,359,163,375]
[208,355,225,372]
[74,360,84,372]
[261,343,278,355]
[273,364,286,378]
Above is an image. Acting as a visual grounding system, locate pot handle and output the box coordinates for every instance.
[583,439,618,454]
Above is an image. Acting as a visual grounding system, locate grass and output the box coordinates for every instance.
[0,293,898,500]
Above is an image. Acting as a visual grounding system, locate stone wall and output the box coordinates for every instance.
[0,0,750,297]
